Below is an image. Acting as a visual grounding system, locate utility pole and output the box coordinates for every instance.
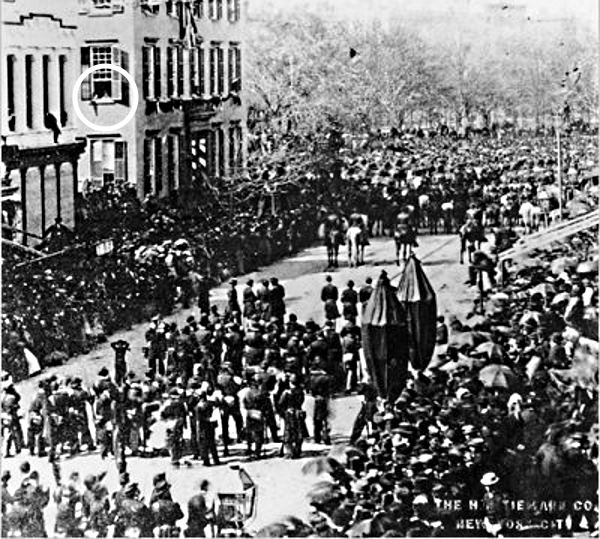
[556,113,563,222]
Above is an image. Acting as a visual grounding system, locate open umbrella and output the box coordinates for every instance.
[577,260,598,274]
[551,257,578,275]
[474,342,505,362]
[464,314,490,330]
[306,481,340,505]
[439,354,483,373]
[479,364,520,390]
[529,283,556,297]
[396,256,437,371]
[361,270,409,401]
[551,292,570,305]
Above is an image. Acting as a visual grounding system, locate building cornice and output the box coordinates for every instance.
[4,12,77,29]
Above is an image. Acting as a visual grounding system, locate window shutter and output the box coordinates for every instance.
[216,0,222,19]
[177,47,184,97]
[155,137,163,194]
[235,47,241,89]
[217,46,224,95]
[121,50,130,105]
[189,47,197,95]
[111,46,122,101]
[228,126,235,169]
[142,46,151,98]
[143,138,152,195]
[81,47,91,100]
[234,0,240,21]
[210,46,216,95]
[167,47,174,96]
[228,47,234,91]
[115,141,127,181]
[152,47,161,99]
[199,46,205,96]
[91,140,103,181]
[218,128,225,178]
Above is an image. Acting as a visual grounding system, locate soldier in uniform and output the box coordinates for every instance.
[216,365,244,456]
[268,277,286,323]
[340,280,359,324]
[193,387,220,466]
[186,480,214,537]
[150,478,184,537]
[111,340,130,385]
[242,376,270,459]
[12,471,50,537]
[68,377,95,454]
[27,384,47,457]
[1,382,23,457]
[161,389,187,467]
[242,279,257,329]
[47,381,70,461]
[113,483,153,538]
[123,385,144,456]
[321,276,339,323]
[94,388,114,459]
[310,361,333,445]
[278,374,306,459]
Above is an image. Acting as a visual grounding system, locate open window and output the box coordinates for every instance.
[80,45,129,105]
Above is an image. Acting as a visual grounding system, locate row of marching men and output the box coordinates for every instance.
[3,356,335,467]
[2,460,221,538]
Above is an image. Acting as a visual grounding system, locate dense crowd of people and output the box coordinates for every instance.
[1,126,598,537]
[2,128,597,380]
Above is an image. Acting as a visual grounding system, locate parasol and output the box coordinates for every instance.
[438,354,483,373]
[576,260,598,274]
[361,270,409,402]
[550,257,578,275]
[396,256,437,371]
[474,342,505,362]
[529,283,556,297]
[306,481,340,505]
[478,364,520,390]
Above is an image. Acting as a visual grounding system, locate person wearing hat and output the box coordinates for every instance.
[321,276,340,323]
[225,279,241,325]
[278,374,306,459]
[114,482,153,538]
[160,388,187,467]
[310,359,333,445]
[268,277,286,324]
[53,472,84,537]
[480,472,506,536]
[242,279,257,330]
[341,280,359,325]
[358,277,373,308]
[186,480,215,538]
[26,384,47,457]
[256,279,271,322]
[192,384,221,467]
[111,339,131,385]
[150,476,184,537]
[68,377,96,455]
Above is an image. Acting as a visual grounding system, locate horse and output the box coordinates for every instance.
[441,200,454,233]
[318,215,344,268]
[459,218,487,264]
[394,209,418,265]
[346,213,368,267]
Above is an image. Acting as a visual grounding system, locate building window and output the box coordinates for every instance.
[81,45,130,103]
[228,123,242,171]
[192,0,204,18]
[166,0,178,16]
[140,0,160,14]
[217,128,225,178]
[177,47,184,97]
[209,0,217,19]
[143,138,152,194]
[167,47,181,97]
[190,132,208,185]
[155,137,163,194]
[91,139,127,185]
[25,55,33,128]
[7,55,15,131]
[217,46,224,95]
[227,0,239,21]
[59,55,67,126]
[42,55,50,118]
[167,134,180,192]
[92,0,112,8]
[209,45,218,95]
[142,46,162,100]
[228,43,241,91]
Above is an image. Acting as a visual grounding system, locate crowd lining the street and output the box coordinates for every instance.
[1,127,599,537]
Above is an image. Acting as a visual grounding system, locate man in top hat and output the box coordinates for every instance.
[225,279,241,324]
[341,280,359,325]
[186,480,215,538]
[150,476,184,537]
[321,276,339,323]
[111,339,131,385]
[268,277,286,323]
[310,359,333,445]
[358,277,373,307]
[278,374,306,459]
[161,389,188,467]
[242,279,257,329]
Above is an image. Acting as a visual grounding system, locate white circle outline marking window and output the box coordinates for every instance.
[71,63,139,132]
